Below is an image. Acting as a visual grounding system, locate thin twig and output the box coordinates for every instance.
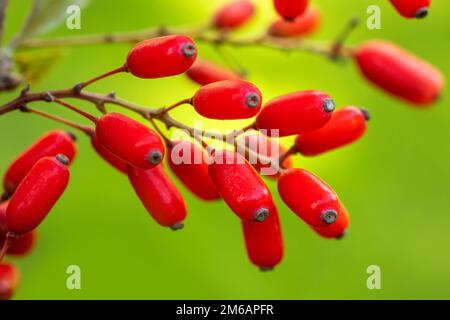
[0,0,9,47]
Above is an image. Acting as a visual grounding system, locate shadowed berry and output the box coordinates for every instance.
[269,6,321,38]
[274,0,309,21]
[213,0,256,30]
[0,263,20,300]
[7,230,37,256]
[186,60,241,86]
[0,202,7,249]
[91,133,128,174]
[389,0,431,18]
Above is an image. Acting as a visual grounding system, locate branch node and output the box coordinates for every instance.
[21,84,31,97]
[44,92,54,102]
[73,83,84,94]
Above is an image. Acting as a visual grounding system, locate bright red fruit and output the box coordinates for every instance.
[95,113,165,170]
[7,230,37,256]
[312,205,349,239]
[192,80,262,120]
[186,60,241,86]
[256,90,335,137]
[213,0,256,30]
[127,165,187,230]
[269,6,321,38]
[242,205,284,271]
[208,150,274,222]
[0,202,7,249]
[91,133,127,174]
[355,40,444,106]
[168,140,220,201]
[389,0,430,18]
[3,130,76,196]
[274,0,309,20]
[0,263,20,300]
[278,168,340,228]
[126,35,197,79]
[295,106,369,156]
[6,155,70,236]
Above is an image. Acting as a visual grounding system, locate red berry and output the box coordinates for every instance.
[0,263,20,300]
[6,155,70,236]
[95,113,165,170]
[192,80,262,120]
[256,90,335,137]
[3,130,76,196]
[91,133,128,174]
[126,35,197,79]
[278,168,340,228]
[312,204,349,239]
[274,0,309,21]
[295,106,369,156]
[186,60,241,86]
[268,6,321,38]
[127,165,187,230]
[213,0,256,30]
[389,0,430,18]
[0,202,7,249]
[208,150,274,222]
[242,205,284,271]
[7,230,37,256]
[355,40,444,106]
[168,141,220,201]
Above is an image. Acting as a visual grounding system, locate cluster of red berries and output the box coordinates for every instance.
[0,0,444,299]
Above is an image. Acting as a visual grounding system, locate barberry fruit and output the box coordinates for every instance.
[213,0,256,30]
[0,263,20,300]
[192,80,262,120]
[91,133,128,174]
[208,150,274,222]
[0,202,7,249]
[186,60,241,86]
[127,165,187,230]
[312,204,349,239]
[95,113,165,170]
[389,0,431,19]
[269,6,321,38]
[6,155,70,236]
[256,90,335,137]
[355,40,444,105]
[295,106,369,156]
[278,168,340,228]
[7,230,37,256]
[126,35,197,79]
[274,0,309,21]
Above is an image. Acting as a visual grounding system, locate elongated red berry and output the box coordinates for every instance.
[269,6,320,38]
[0,202,7,249]
[91,133,127,174]
[186,60,241,86]
[0,263,20,300]
[3,130,76,196]
[6,155,70,235]
[278,168,340,228]
[274,0,309,20]
[256,90,335,137]
[389,0,430,18]
[208,150,274,222]
[355,40,444,106]
[295,106,369,156]
[96,113,165,170]
[126,35,197,79]
[127,165,187,230]
[192,80,262,120]
[168,140,220,201]
[242,205,284,271]
[313,205,349,239]
[7,230,37,256]
[213,0,256,30]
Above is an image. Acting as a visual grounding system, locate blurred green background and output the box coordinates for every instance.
[1,0,449,300]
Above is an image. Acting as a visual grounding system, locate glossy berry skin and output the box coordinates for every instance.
[127,165,187,230]
[192,80,262,120]
[313,205,349,239]
[269,7,321,38]
[96,113,165,170]
[278,168,340,228]
[168,141,220,201]
[274,0,309,21]
[186,60,241,86]
[208,150,274,222]
[126,35,197,79]
[355,40,444,106]
[295,106,369,156]
[6,156,70,236]
[0,202,7,249]
[91,133,128,174]
[0,263,20,300]
[7,230,37,256]
[242,205,284,271]
[256,90,335,137]
[389,0,430,18]
[3,130,76,195]
[213,0,256,30]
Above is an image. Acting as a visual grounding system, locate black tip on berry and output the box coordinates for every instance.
[260,266,274,272]
[246,93,260,108]
[323,99,335,113]
[254,208,269,222]
[147,150,163,165]
[170,222,184,231]
[66,131,77,142]
[55,154,70,166]
[336,230,348,240]
[321,209,338,225]
[415,7,429,19]
[182,43,197,58]
[1,191,11,202]
[360,108,371,122]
